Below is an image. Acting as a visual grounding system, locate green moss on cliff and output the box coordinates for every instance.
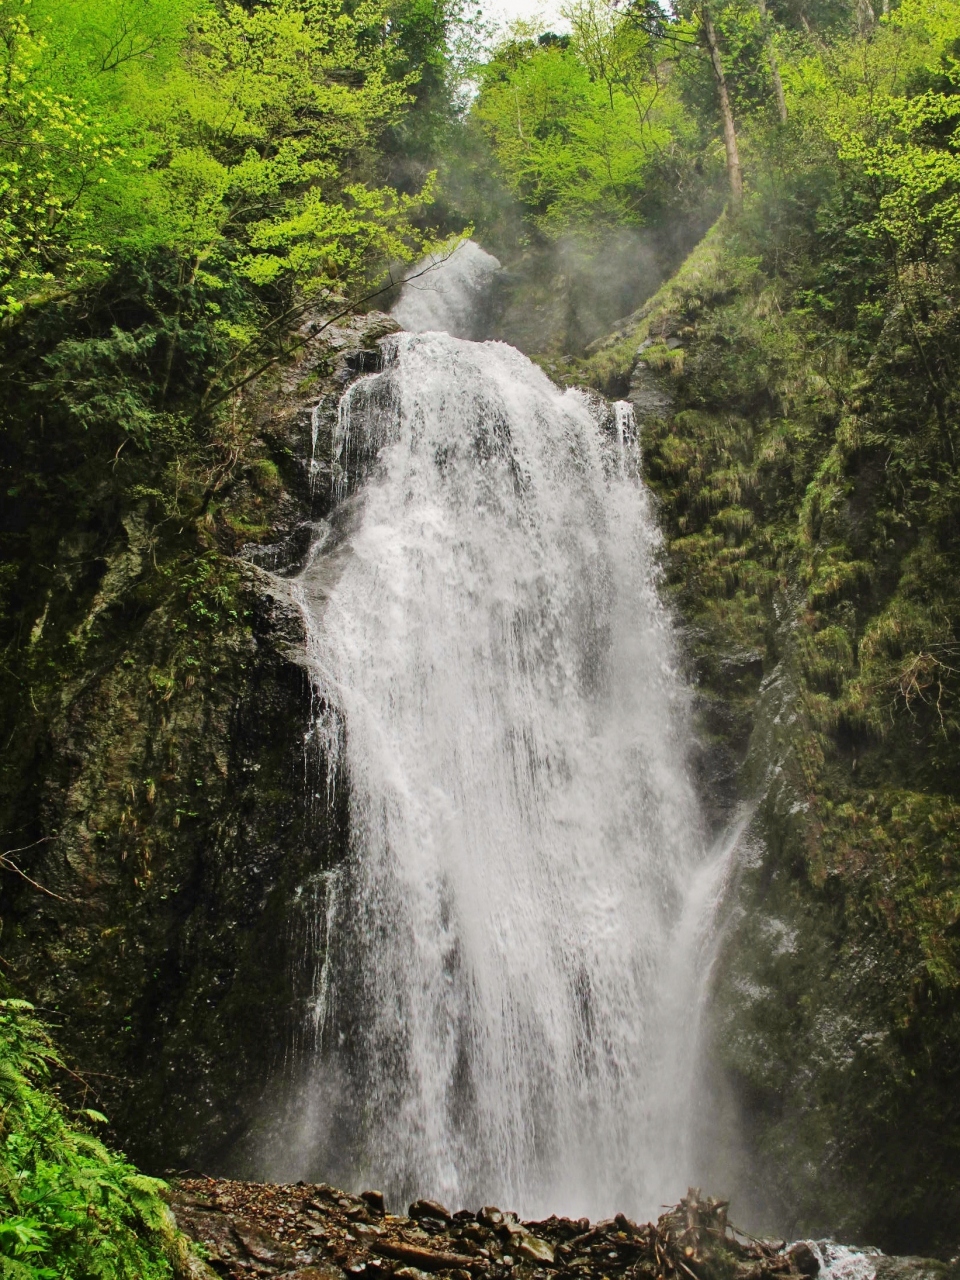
[570,193,960,1251]
[0,260,369,1172]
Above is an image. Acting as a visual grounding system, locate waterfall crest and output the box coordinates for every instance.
[290,250,713,1220]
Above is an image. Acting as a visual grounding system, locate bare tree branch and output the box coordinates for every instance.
[0,837,68,901]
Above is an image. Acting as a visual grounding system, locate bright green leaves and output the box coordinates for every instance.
[470,0,960,252]
[0,998,175,1280]
[0,2,122,312]
[835,86,960,254]
[0,0,208,314]
[473,5,679,234]
[240,176,437,297]
[0,0,438,317]
[145,0,435,298]
[152,148,232,260]
[783,0,960,257]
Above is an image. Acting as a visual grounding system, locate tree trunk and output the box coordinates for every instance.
[757,0,788,122]
[701,2,743,208]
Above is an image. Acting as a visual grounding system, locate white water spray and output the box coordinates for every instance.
[390,240,502,339]
[291,247,729,1220]
[800,1242,883,1280]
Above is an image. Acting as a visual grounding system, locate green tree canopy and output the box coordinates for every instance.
[0,0,439,317]
[473,4,687,233]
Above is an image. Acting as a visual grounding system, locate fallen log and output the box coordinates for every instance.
[372,1239,484,1272]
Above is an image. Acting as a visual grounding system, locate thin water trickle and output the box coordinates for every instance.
[288,245,731,1220]
[309,403,322,492]
[613,399,634,479]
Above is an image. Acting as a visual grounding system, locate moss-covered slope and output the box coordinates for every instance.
[568,211,960,1256]
[0,296,396,1174]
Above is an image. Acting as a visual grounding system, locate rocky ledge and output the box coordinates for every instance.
[170,1181,834,1280]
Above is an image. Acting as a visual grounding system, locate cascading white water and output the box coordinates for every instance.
[390,240,503,339]
[291,246,723,1220]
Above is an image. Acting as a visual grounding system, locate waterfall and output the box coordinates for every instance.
[288,245,721,1221]
[390,240,503,340]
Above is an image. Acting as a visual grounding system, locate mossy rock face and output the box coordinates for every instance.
[571,219,960,1257]
[876,1259,955,1280]
[0,311,393,1173]
[3,553,334,1175]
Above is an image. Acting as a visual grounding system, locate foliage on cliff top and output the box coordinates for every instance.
[472,12,694,234]
[0,994,179,1280]
[0,0,463,715]
[0,0,443,320]
[468,0,960,256]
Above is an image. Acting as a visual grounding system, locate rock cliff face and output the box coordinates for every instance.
[0,311,400,1173]
[568,221,960,1257]
[5,567,329,1171]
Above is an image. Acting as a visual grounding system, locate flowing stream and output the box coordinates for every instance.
[290,242,727,1220]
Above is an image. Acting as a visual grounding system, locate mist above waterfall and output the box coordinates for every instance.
[277,246,724,1220]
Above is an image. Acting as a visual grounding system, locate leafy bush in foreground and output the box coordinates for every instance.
[0,995,174,1280]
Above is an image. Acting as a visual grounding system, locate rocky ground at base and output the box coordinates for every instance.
[169,1181,833,1280]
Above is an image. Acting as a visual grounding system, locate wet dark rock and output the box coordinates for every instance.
[479,1210,504,1229]
[345,348,384,374]
[170,1180,819,1280]
[361,317,402,346]
[172,1206,246,1267]
[411,1202,453,1223]
[279,1268,348,1280]
[786,1244,820,1277]
[242,520,325,577]
[875,1259,952,1280]
[354,1226,385,1244]
[516,1240,554,1265]
[235,1218,297,1265]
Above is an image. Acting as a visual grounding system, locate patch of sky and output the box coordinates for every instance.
[479,0,571,36]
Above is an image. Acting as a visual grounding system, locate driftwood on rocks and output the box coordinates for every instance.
[168,1180,817,1280]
